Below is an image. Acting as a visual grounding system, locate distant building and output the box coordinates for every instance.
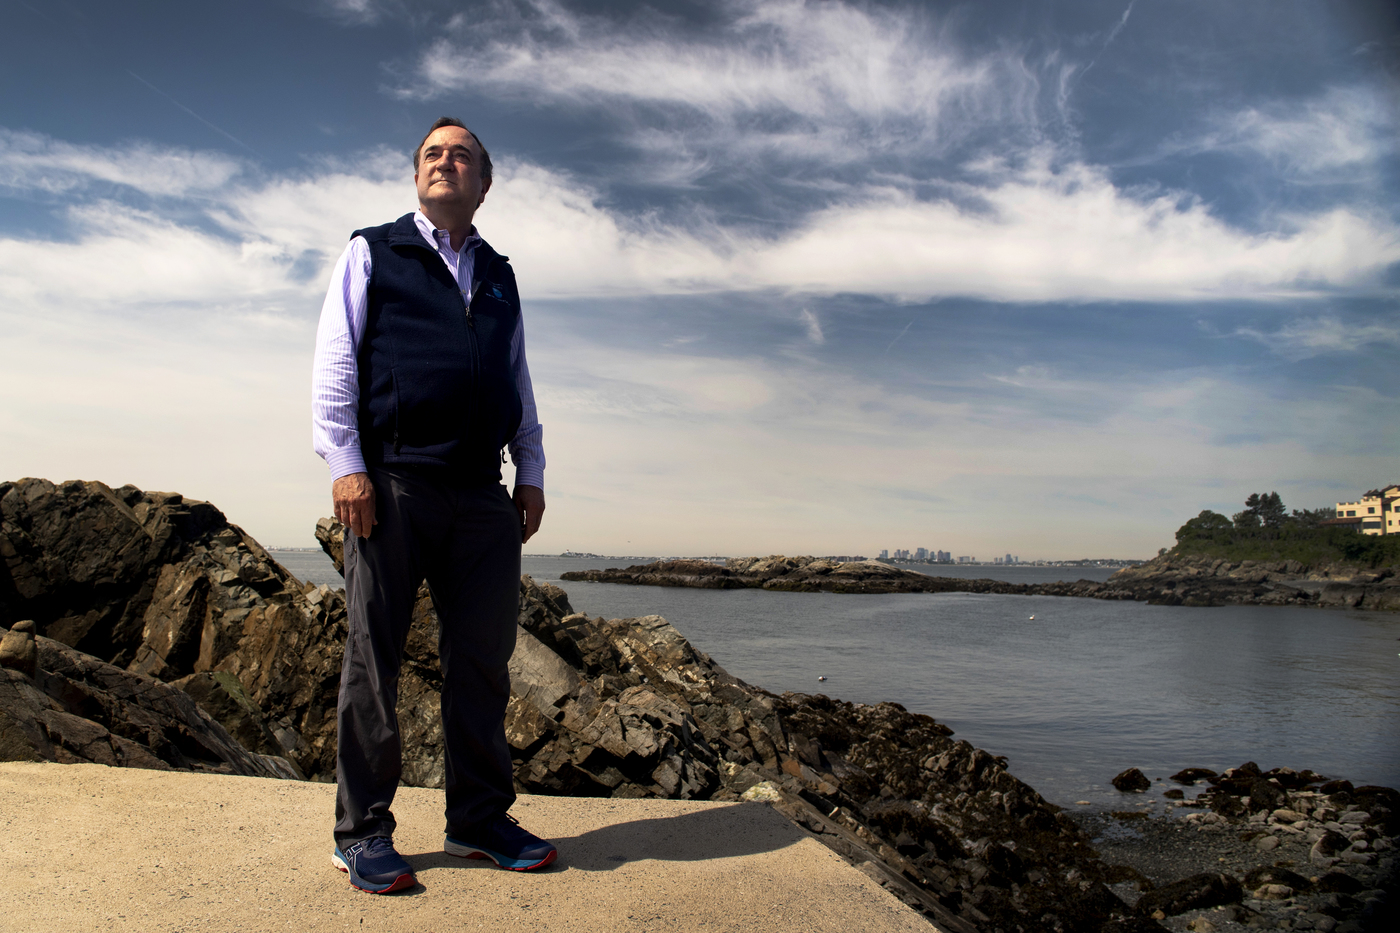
[958,556,973,564]
[1333,484,1400,536]
[878,549,889,560]
[914,547,928,560]
[936,550,951,563]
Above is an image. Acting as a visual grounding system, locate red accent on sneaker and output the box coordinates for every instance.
[502,849,557,872]
[349,872,415,894]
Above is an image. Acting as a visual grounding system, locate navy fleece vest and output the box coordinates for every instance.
[353,213,523,484]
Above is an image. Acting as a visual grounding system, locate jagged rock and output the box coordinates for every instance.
[1113,768,1152,792]
[0,478,343,778]
[172,670,289,765]
[1171,767,1217,785]
[0,619,37,677]
[1102,554,1400,610]
[0,624,297,779]
[314,517,344,571]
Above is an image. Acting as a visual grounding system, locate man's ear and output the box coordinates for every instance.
[479,177,491,205]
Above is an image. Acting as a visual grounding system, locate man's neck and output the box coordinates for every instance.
[418,204,475,252]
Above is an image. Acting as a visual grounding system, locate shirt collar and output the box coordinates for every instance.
[413,209,480,254]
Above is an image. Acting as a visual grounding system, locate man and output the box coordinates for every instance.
[312,117,555,894]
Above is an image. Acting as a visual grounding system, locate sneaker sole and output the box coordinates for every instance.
[331,850,416,894]
[444,838,557,871]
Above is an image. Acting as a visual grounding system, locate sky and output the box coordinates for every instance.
[1,0,1397,558]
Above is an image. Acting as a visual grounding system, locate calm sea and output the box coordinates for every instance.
[272,550,1400,807]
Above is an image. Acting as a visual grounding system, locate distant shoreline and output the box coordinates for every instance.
[557,553,1400,611]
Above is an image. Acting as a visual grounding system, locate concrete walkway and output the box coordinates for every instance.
[1,762,932,933]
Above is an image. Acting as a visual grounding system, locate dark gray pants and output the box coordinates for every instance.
[333,466,520,845]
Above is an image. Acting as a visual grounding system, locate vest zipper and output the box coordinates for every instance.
[467,273,482,382]
[391,372,402,455]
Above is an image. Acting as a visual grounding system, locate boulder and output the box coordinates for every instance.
[0,619,37,677]
[1311,830,1350,866]
[1243,866,1311,893]
[1113,767,1152,792]
[1248,777,1286,812]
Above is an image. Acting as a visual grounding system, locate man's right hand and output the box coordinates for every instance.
[333,472,377,539]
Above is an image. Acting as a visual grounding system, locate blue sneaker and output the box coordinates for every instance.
[332,837,416,893]
[445,814,557,871]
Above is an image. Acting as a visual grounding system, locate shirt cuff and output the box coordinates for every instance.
[326,447,368,482]
[514,463,544,491]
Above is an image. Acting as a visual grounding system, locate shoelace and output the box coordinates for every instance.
[360,837,399,860]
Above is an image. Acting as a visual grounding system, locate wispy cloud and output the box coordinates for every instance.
[1200,85,1396,179]
[0,129,244,197]
[410,0,1042,170]
[316,0,383,25]
[1076,0,1136,83]
[1232,315,1400,360]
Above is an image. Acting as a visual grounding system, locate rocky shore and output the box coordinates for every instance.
[1070,764,1398,933]
[559,554,1400,611]
[2,477,1396,932]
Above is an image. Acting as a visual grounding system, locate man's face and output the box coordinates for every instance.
[414,126,490,217]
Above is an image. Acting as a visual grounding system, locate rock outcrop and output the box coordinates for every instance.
[563,556,972,593]
[1,478,349,779]
[0,624,297,779]
[1090,554,1400,611]
[560,554,1400,611]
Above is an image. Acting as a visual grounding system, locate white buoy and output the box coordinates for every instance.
[817,675,827,682]
[1028,615,1036,620]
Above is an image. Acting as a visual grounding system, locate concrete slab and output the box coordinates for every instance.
[0,762,932,933]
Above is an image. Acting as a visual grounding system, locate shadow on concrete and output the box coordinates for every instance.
[404,802,807,874]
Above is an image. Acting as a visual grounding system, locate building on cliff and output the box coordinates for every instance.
[1333,484,1400,535]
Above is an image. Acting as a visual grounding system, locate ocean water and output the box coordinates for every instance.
[271,550,1400,806]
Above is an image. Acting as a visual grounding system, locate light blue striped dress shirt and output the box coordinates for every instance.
[311,210,545,489]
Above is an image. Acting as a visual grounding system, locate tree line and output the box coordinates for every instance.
[1171,491,1399,567]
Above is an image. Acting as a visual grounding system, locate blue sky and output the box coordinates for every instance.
[2,0,1397,557]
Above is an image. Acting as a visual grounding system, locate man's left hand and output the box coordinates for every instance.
[513,485,545,543]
